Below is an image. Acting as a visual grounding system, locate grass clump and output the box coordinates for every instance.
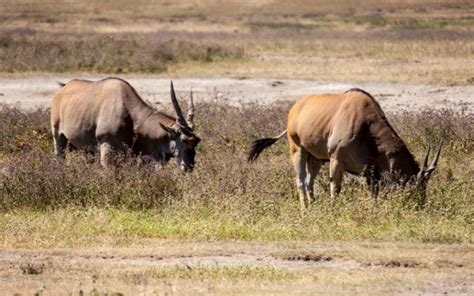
[122,265,294,282]
[0,106,50,154]
[0,103,472,246]
[0,152,180,210]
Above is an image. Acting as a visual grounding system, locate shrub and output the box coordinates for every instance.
[0,31,244,73]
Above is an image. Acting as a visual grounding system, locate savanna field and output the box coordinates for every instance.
[1,103,473,243]
[0,0,473,294]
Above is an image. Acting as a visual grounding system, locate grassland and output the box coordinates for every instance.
[1,103,472,248]
[1,0,473,85]
[1,1,473,294]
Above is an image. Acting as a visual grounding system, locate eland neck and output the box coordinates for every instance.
[365,97,420,179]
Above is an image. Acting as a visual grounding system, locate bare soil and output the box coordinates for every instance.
[1,76,473,113]
[1,240,472,295]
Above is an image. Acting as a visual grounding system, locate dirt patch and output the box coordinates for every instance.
[1,76,473,113]
[1,251,351,272]
[1,241,472,295]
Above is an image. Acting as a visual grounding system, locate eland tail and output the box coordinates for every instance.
[247,130,287,162]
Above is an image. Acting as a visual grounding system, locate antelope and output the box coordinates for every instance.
[248,88,441,210]
[51,77,200,171]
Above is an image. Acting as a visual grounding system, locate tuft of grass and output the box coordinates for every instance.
[122,265,294,282]
[20,263,45,275]
[247,21,329,32]
[0,152,181,210]
[0,105,50,154]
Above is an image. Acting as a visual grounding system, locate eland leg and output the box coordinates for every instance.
[364,165,380,200]
[53,132,68,161]
[99,142,114,168]
[329,158,344,198]
[306,155,323,205]
[291,145,309,211]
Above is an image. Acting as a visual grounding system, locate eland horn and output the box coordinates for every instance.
[427,144,442,172]
[418,145,430,180]
[170,81,188,128]
[421,145,430,172]
[187,90,195,129]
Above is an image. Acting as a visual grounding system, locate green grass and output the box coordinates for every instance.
[1,204,471,249]
[121,265,294,281]
[247,21,332,32]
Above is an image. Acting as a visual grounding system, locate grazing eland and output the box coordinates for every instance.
[248,88,441,210]
[51,77,200,171]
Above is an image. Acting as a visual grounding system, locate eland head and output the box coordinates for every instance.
[160,82,200,172]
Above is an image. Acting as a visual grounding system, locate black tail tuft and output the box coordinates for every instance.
[57,82,66,87]
[247,138,278,162]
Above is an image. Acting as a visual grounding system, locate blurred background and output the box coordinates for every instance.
[1,0,473,85]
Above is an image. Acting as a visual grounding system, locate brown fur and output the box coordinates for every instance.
[249,89,422,210]
[51,77,199,170]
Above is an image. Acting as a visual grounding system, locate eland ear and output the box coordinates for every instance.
[159,123,180,138]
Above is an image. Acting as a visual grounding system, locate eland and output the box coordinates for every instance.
[51,77,200,171]
[248,88,441,210]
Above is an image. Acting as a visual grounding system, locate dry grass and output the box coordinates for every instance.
[0,30,244,73]
[3,0,472,20]
[0,103,472,247]
[1,0,473,84]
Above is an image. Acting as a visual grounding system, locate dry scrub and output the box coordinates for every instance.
[0,102,472,246]
[0,31,244,74]
[1,1,473,84]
